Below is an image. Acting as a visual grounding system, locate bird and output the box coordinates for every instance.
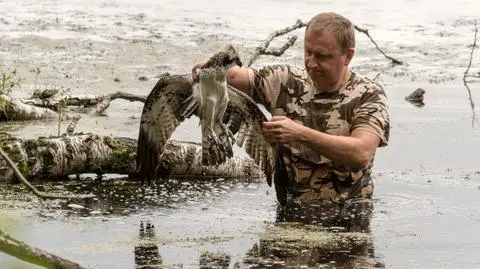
[135,44,289,205]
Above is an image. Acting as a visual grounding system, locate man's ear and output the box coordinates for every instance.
[344,48,355,66]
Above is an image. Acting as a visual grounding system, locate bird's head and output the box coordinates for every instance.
[197,44,242,80]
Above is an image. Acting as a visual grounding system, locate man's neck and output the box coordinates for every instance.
[315,69,351,93]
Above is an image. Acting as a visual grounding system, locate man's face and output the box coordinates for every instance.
[304,28,353,91]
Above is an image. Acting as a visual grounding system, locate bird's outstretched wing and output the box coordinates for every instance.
[224,85,276,186]
[136,74,199,182]
[225,86,291,204]
[136,73,286,204]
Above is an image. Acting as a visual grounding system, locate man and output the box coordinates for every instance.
[193,12,389,205]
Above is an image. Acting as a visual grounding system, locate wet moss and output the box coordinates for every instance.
[0,96,14,120]
[3,145,30,176]
[104,136,134,167]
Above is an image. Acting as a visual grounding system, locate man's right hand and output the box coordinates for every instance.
[191,59,208,82]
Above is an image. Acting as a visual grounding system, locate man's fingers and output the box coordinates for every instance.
[191,59,208,82]
[270,116,286,121]
[263,117,286,128]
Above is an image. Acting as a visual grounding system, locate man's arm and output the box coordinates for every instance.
[299,126,380,169]
[226,66,250,91]
[263,116,380,170]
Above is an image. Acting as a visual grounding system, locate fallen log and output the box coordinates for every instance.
[0,133,265,182]
[24,91,147,115]
[0,96,58,121]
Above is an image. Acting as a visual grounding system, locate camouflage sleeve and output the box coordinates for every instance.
[351,83,390,147]
[246,65,292,109]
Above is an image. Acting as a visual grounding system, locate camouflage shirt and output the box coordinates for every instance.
[245,65,390,203]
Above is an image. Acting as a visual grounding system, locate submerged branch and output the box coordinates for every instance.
[353,25,403,65]
[0,147,95,199]
[0,229,86,269]
[463,19,478,127]
[246,19,403,66]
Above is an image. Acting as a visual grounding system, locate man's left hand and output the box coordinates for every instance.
[262,116,304,143]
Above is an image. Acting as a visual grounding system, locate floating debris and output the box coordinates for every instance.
[405,88,426,107]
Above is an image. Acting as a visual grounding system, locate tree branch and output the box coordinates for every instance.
[0,147,95,200]
[87,91,147,115]
[247,19,306,66]
[246,19,404,66]
[0,229,86,269]
[353,25,403,65]
[463,19,478,127]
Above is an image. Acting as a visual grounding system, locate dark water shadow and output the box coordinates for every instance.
[56,176,255,217]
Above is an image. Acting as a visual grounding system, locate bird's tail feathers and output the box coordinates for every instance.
[136,126,159,183]
[201,123,234,166]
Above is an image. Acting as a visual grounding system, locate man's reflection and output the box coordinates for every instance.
[134,221,163,269]
[242,199,383,269]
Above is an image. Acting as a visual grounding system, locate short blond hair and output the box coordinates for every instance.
[306,12,355,51]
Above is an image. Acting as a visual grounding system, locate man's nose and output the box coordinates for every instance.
[306,56,317,68]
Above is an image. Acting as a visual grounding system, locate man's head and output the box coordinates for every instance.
[304,12,355,91]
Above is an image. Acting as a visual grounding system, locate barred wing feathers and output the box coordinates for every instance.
[136,75,277,188]
[225,85,275,186]
[136,75,198,182]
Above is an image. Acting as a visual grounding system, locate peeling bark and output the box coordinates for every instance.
[0,134,265,182]
[1,96,58,121]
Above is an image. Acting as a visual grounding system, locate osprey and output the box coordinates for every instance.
[136,45,289,205]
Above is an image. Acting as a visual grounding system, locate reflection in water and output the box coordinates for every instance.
[199,252,231,269]
[128,198,383,268]
[134,221,163,269]
[60,177,256,217]
[1,178,383,268]
[241,200,382,269]
[16,178,383,268]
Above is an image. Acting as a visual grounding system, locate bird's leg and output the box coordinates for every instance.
[201,96,224,165]
[219,123,235,145]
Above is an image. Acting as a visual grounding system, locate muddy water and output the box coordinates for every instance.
[1,0,480,268]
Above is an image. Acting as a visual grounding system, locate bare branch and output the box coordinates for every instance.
[88,91,147,115]
[464,19,478,80]
[247,19,306,66]
[0,229,86,269]
[262,36,298,57]
[354,25,403,65]
[246,19,404,66]
[0,147,95,200]
[463,19,478,127]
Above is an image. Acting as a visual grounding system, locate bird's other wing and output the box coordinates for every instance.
[136,74,199,182]
[224,85,275,186]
